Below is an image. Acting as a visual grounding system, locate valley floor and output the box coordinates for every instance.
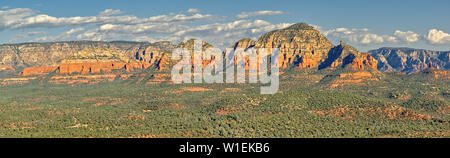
[0,72,448,138]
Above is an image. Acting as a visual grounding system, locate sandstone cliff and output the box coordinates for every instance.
[231,23,378,71]
[0,23,383,86]
[177,39,216,68]
[0,41,174,69]
[319,41,378,71]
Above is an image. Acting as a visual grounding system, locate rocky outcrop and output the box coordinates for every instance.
[0,41,174,68]
[232,38,256,50]
[177,39,215,68]
[231,23,378,72]
[319,41,378,71]
[255,23,334,70]
[421,64,450,79]
[0,65,15,73]
[21,66,58,76]
[17,45,168,75]
[49,74,117,84]
[1,23,383,86]
[326,71,380,88]
[369,47,449,74]
[0,77,37,86]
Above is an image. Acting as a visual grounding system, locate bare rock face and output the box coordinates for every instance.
[329,71,379,88]
[232,38,256,50]
[255,23,334,70]
[58,47,128,74]
[2,42,172,76]
[319,41,378,71]
[62,47,129,63]
[21,66,58,76]
[231,23,377,72]
[421,65,450,79]
[0,41,174,68]
[0,65,15,73]
[369,47,449,74]
[177,39,215,68]
[1,23,382,86]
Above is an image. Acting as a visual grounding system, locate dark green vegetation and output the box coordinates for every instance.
[0,70,448,138]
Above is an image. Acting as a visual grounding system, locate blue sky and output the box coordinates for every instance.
[1,0,449,51]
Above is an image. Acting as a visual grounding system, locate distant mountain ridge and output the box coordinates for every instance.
[0,41,174,68]
[369,47,449,74]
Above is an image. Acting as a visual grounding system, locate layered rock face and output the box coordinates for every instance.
[0,22,382,86]
[255,23,334,70]
[329,71,380,88]
[21,66,58,76]
[231,23,377,71]
[319,41,378,71]
[0,41,174,68]
[56,47,153,74]
[6,43,170,75]
[421,64,450,79]
[369,47,449,74]
[177,39,215,68]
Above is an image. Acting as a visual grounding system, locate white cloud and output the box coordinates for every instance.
[75,19,291,48]
[393,30,420,43]
[236,10,284,18]
[0,8,34,30]
[65,27,85,35]
[172,20,292,48]
[323,28,386,44]
[133,36,180,43]
[99,9,122,16]
[33,27,85,42]
[0,8,214,30]
[323,28,421,45]
[426,29,450,45]
[8,31,45,42]
[5,7,448,50]
[187,8,199,13]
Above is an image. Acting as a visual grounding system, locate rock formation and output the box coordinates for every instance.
[0,65,15,73]
[0,22,409,87]
[231,23,378,72]
[369,47,449,74]
[21,66,58,76]
[58,47,128,74]
[13,45,169,75]
[0,41,174,68]
[319,41,378,71]
[177,39,215,68]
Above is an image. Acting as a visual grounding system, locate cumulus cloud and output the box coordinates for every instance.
[323,28,386,44]
[8,31,45,42]
[0,8,34,30]
[76,22,185,41]
[323,28,421,45]
[236,10,284,18]
[99,9,122,16]
[393,30,420,43]
[0,8,214,30]
[33,27,85,42]
[5,7,448,50]
[172,20,292,48]
[187,8,200,13]
[75,19,291,48]
[425,29,450,45]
